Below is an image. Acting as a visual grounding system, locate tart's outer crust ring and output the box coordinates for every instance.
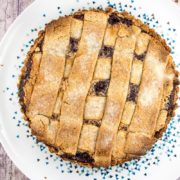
[18,9,179,167]
[18,30,45,117]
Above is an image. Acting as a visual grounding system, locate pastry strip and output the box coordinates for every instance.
[28,17,72,118]
[53,18,83,116]
[76,24,119,154]
[94,25,141,166]
[84,24,119,119]
[78,124,99,154]
[112,33,150,160]
[36,19,83,146]
[120,33,150,126]
[128,39,169,135]
[56,11,108,154]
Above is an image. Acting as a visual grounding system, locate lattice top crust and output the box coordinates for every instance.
[18,9,179,167]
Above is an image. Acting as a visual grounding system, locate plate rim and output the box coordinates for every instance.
[0,0,180,179]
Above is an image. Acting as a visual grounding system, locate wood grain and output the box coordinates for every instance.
[0,1,34,180]
[0,0,179,179]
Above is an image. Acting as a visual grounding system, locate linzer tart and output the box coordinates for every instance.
[18,9,179,167]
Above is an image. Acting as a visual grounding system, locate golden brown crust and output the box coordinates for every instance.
[120,11,171,53]
[95,25,141,167]
[18,31,44,114]
[18,9,179,168]
[27,16,72,118]
[56,11,108,155]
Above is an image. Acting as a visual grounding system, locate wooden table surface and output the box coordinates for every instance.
[0,0,179,179]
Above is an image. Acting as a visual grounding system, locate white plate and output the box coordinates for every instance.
[0,0,180,179]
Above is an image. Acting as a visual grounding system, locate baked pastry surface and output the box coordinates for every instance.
[18,9,179,167]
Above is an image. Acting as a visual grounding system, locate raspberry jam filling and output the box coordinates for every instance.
[127,83,139,102]
[70,38,79,53]
[134,52,147,61]
[74,14,84,20]
[108,13,132,26]
[18,57,33,112]
[61,152,94,163]
[93,80,109,96]
[99,45,114,58]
